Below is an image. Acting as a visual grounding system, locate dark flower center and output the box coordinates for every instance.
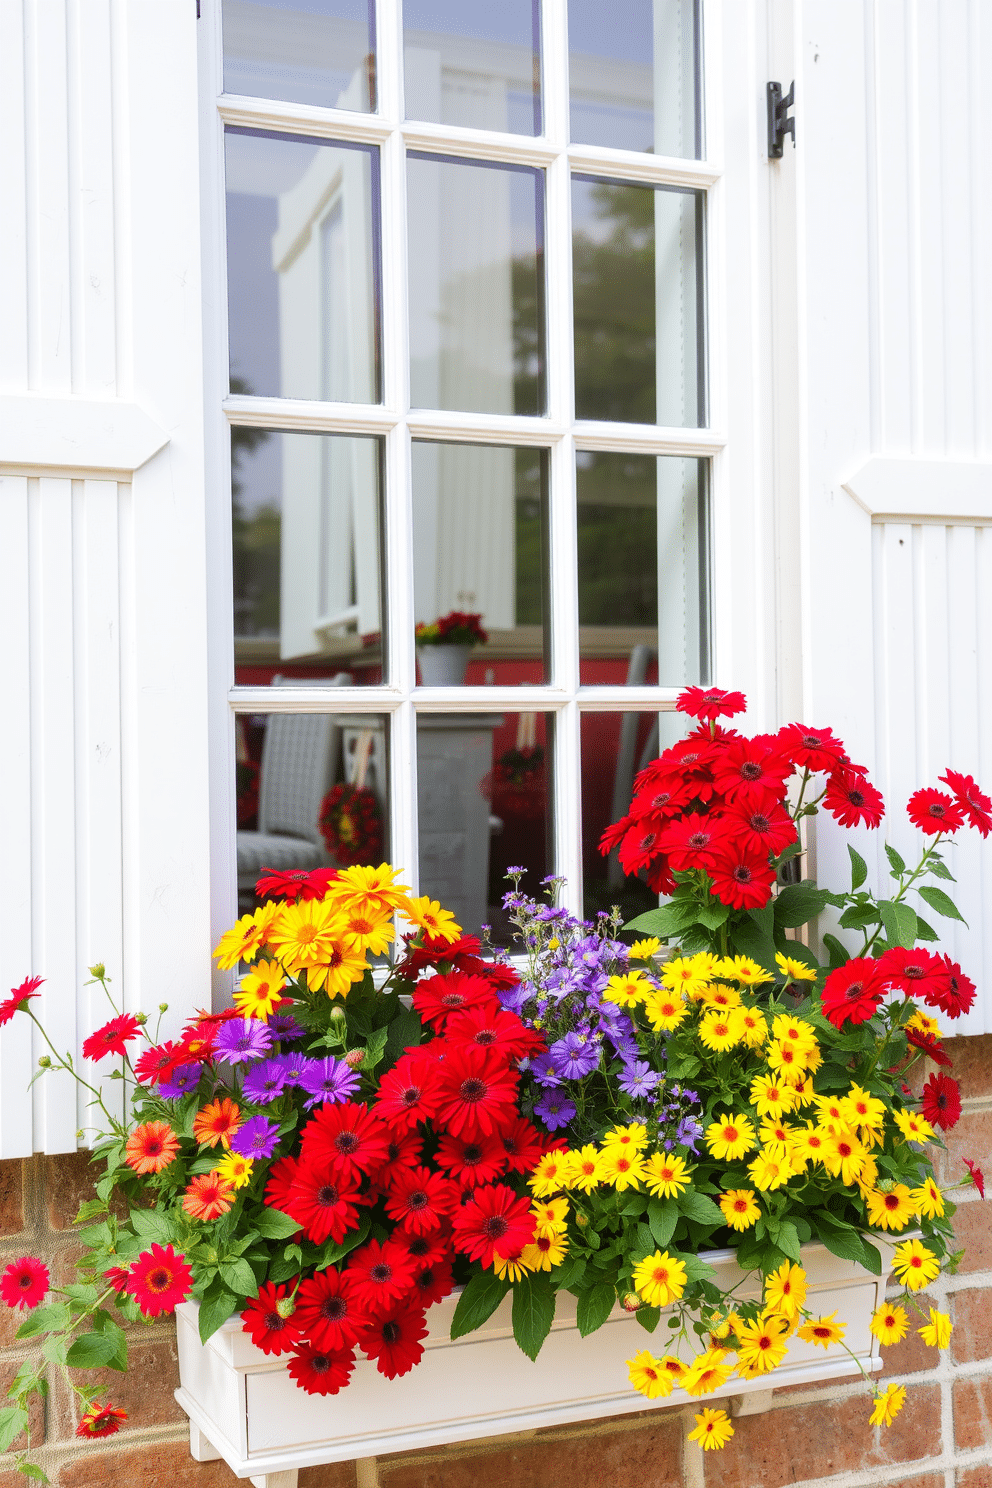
[459,1078,487,1103]
[147,1267,172,1293]
[320,1296,347,1321]
[474,1030,497,1045]
[848,789,865,806]
[316,1184,340,1207]
[147,1138,163,1155]
[370,1263,392,1284]
[845,981,866,1000]
[400,1086,422,1107]
[732,866,753,884]
[928,803,947,817]
[441,993,467,1009]
[17,1272,32,1291]
[639,832,657,850]
[334,1132,359,1154]
[408,1236,430,1257]
[406,1190,429,1211]
[382,1321,400,1344]
[482,1214,508,1240]
[904,964,924,979]
[802,734,820,748]
[310,1353,332,1375]
[687,832,708,850]
[749,814,770,832]
[417,1268,435,1289]
[740,762,762,781]
[263,1310,284,1331]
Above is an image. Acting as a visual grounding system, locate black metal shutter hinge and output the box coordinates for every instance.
[767,81,796,158]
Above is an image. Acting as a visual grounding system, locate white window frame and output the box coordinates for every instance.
[198,0,777,993]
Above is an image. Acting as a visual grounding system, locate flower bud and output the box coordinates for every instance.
[158,1002,169,1013]
[330,1007,346,1023]
[276,1296,297,1320]
[876,1177,896,1194]
[134,1012,148,1025]
[38,1056,52,1068]
[88,963,106,981]
[621,1293,641,1313]
[574,1211,589,1228]
[344,1049,364,1069]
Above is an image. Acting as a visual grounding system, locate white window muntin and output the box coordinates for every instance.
[199,0,729,954]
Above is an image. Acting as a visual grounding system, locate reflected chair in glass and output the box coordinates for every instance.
[236,673,352,908]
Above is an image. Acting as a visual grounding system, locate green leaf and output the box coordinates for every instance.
[625,899,697,940]
[676,1253,717,1284]
[129,1208,175,1243]
[317,1212,371,1268]
[847,846,868,890]
[17,1462,50,1482]
[65,1332,120,1369]
[884,843,906,877]
[773,883,830,929]
[73,1198,109,1225]
[879,900,918,949]
[252,1208,300,1240]
[219,1258,258,1300]
[859,1240,882,1276]
[15,1302,70,1340]
[774,1221,803,1264]
[450,1271,511,1341]
[927,856,955,882]
[511,1272,556,1361]
[576,1283,616,1337]
[729,915,777,969]
[89,1319,128,1372]
[41,1336,68,1368]
[918,885,967,924]
[552,1255,587,1291]
[822,933,850,969]
[646,1196,679,1250]
[838,903,882,930]
[914,913,940,942]
[812,1215,868,1266]
[695,902,729,931]
[635,1305,660,1334]
[678,1190,725,1228]
[198,1285,238,1344]
[0,1407,28,1455]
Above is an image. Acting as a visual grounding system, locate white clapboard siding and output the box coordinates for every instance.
[0,1,211,1157]
[794,2,992,1032]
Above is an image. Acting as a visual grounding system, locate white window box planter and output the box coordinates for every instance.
[174,1242,889,1487]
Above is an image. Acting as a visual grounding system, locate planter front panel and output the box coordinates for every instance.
[176,1244,887,1475]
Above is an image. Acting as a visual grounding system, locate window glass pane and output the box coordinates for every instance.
[568,0,700,157]
[408,154,545,416]
[581,709,691,922]
[576,452,709,686]
[412,443,549,684]
[231,429,384,683]
[403,0,541,135]
[418,712,553,943]
[222,0,376,112]
[572,175,703,427]
[226,128,381,403]
[237,710,390,914]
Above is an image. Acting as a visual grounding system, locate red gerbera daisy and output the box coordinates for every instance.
[103,1266,130,1293]
[182,1172,235,1222]
[411,971,499,1028]
[963,1158,985,1199]
[435,1131,506,1187]
[434,1045,519,1140]
[76,1403,128,1438]
[374,1052,442,1131]
[617,817,668,875]
[383,1166,458,1234]
[708,842,776,911]
[904,1026,952,1067]
[821,958,884,1029]
[710,737,792,808]
[657,812,730,872]
[293,1269,366,1352]
[285,1162,364,1245]
[286,1342,355,1395]
[369,1128,424,1183]
[0,976,43,1027]
[255,866,339,902]
[778,722,847,773]
[920,1072,962,1131]
[346,1240,417,1313]
[82,1012,143,1061]
[823,769,885,828]
[299,1101,390,1178]
[907,788,965,835]
[442,1004,542,1061]
[876,946,950,1002]
[498,1117,547,1175]
[358,1302,430,1379]
[927,956,977,1019]
[628,780,694,822]
[133,1041,179,1086]
[265,1155,299,1212]
[0,1256,49,1310]
[724,802,797,858]
[940,769,992,838]
[241,1282,301,1356]
[676,685,747,721]
[451,1183,535,1266]
[412,1259,455,1308]
[125,1243,193,1317]
[599,814,632,857]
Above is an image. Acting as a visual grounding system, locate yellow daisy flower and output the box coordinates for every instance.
[306,937,370,997]
[215,1152,254,1190]
[565,1145,600,1194]
[698,1008,745,1053]
[596,1147,645,1191]
[267,899,345,972]
[758,1118,794,1158]
[891,1239,941,1291]
[604,970,650,1008]
[660,957,711,999]
[340,902,395,956]
[870,1302,909,1346]
[530,1197,569,1236]
[404,895,462,945]
[750,1074,798,1118]
[724,955,774,987]
[719,1189,760,1231]
[213,909,272,970]
[529,1151,568,1197]
[627,1350,675,1399]
[917,1308,952,1349]
[705,1113,757,1162]
[233,959,287,1020]
[688,1408,734,1451]
[907,1009,942,1038]
[869,1383,907,1427]
[865,1184,915,1231]
[894,1108,936,1144]
[736,1004,769,1046]
[771,1013,818,1052]
[328,863,412,917]
[788,1072,817,1107]
[643,1152,692,1199]
[856,1155,880,1200]
[841,1083,887,1132]
[657,1354,688,1386]
[493,1247,535,1282]
[699,983,743,1010]
[520,1232,569,1272]
[765,1040,810,1077]
[628,938,662,961]
[775,952,817,982]
[643,990,689,1032]
[797,1312,846,1348]
[681,1349,733,1397]
[764,1261,807,1319]
[748,1149,794,1192]
[601,1122,648,1153]
[911,1177,945,1219]
[822,1128,867,1185]
[814,1094,846,1130]
[787,1122,828,1168]
[736,1312,790,1375]
[632,1250,687,1308]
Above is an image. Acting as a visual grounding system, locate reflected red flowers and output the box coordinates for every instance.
[125,1243,192,1317]
[0,1256,49,1310]
[359,1302,429,1379]
[76,1403,127,1438]
[821,958,884,1029]
[920,1072,962,1131]
[907,788,965,835]
[286,1342,355,1395]
[82,1013,142,1061]
[0,976,43,1028]
[241,1282,301,1356]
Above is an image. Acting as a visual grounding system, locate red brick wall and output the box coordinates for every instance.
[2,1036,989,1488]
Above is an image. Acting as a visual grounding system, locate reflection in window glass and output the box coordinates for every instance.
[231,429,383,683]
[222,0,376,112]
[567,0,700,157]
[576,453,708,686]
[572,176,703,427]
[411,444,548,684]
[225,128,380,403]
[408,155,545,416]
[237,709,389,913]
[418,712,552,943]
[581,710,693,922]
[403,0,541,135]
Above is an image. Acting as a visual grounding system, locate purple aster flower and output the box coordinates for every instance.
[534,1089,577,1131]
[529,1051,562,1089]
[617,1061,662,1099]
[267,1011,305,1043]
[230,1114,281,1160]
[213,1016,273,1064]
[241,1058,290,1104]
[279,1049,310,1084]
[549,1031,600,1080]
[675,1116,704,1153]
[298,1056,361,1109]
[158,1063,203,1099]
[497,983,528,1014]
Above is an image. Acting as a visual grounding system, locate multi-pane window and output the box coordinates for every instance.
[207,0,717,945]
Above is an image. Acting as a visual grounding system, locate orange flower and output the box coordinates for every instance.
[124,1122,180,1175]
[192,1097,241,1150]
[182,1172,235,1222]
